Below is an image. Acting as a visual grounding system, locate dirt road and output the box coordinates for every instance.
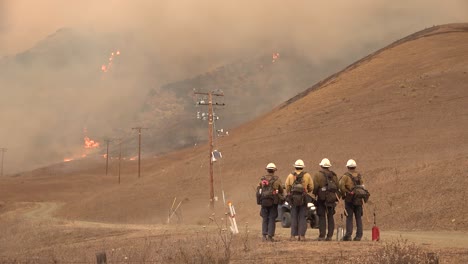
[1,201,467,263]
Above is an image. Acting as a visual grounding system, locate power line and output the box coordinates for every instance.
[194,90,225,209]
[103,139,112,176]
[0,148,7,177]
[115,138,123,184]
[131,127,148,178]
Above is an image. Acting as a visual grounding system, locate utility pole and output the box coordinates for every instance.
[132,127,148,178]
[0,148,6,177]
[117,138,122,184]
[194,90,225,209]
[104,139,112,175]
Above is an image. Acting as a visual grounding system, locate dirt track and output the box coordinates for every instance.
[1,201,468,263]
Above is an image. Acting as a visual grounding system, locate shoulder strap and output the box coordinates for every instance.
[355,173,362,185]
[293,171,304,176]
[293,171,304,178]
[321,170,332,182]
[346,172,361,185]
[292,172,304,185]
[269,175,278,185]
[262,175,278,185]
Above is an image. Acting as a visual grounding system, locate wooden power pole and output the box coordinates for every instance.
[104,139,112,175]
[132,127,147,178]
[0,148,6,177]
[117,138,122,184]
[194,91,225,209]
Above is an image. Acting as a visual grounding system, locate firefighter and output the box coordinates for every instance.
[339,159,365,241]
[285,159,314,241]
[313,158,339,241]
[257,163,284,241]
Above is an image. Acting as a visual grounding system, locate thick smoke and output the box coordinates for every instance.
[3,1,468,59]
[0,0,467,173]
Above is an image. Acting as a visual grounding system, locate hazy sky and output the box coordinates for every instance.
[2,0,468,58]
[0,0,467,173]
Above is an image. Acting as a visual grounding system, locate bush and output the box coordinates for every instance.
[332,238,439,264]
[372,238,438,264]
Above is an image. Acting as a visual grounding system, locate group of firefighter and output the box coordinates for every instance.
[257,158,369,242]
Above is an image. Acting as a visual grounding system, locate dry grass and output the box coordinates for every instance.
[2,226,466,264]
[327,238,439,264]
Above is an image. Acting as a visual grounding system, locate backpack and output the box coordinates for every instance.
[256,175,278,207]
[345,172,370,205]
[317,170,338,204]
[290,172,306,206]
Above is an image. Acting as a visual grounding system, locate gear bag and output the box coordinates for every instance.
[317,170,338,204]
[256,176,278,207]
[290,172,306,206]
[345,172,370,205]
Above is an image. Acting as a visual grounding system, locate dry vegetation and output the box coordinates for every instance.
[1,24,468,263]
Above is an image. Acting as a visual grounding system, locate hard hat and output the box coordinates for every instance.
[266,163,277,170]
[319,158,332,168]
[346,159,357,168]
[294,159,305,168]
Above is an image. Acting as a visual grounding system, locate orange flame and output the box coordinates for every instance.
[101,50,121,73]
[63,128,99,162]
[272,52,280,63]
[84,136,100,149]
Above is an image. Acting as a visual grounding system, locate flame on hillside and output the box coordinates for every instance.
[63,129,101,162]
[101,50,121,73]
[84,136,100,149]
[272,52,280,63]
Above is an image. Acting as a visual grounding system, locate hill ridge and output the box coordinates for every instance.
[281,23,468,108]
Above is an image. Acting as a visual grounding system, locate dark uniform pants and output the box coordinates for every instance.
[345,202,363,239]
[261,205,278,237]
[317,200,336,238]
[290,204,307,236]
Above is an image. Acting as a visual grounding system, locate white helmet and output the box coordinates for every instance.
[294,159,305,168]
[346,159,357,168]
[266,163,277,170]
[319,158,332,168]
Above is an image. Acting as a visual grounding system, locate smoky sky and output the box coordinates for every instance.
[1,0,468,173]
[2,1,468,59]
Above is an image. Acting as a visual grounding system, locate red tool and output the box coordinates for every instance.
[372,211,380,241]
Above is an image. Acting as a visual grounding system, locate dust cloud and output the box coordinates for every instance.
[0,0,467,173]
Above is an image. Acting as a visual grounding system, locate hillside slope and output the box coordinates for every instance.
[0,27,356,173]
[1,24,467,232]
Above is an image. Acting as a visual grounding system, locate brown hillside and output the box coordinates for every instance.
[1,24,467,234]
